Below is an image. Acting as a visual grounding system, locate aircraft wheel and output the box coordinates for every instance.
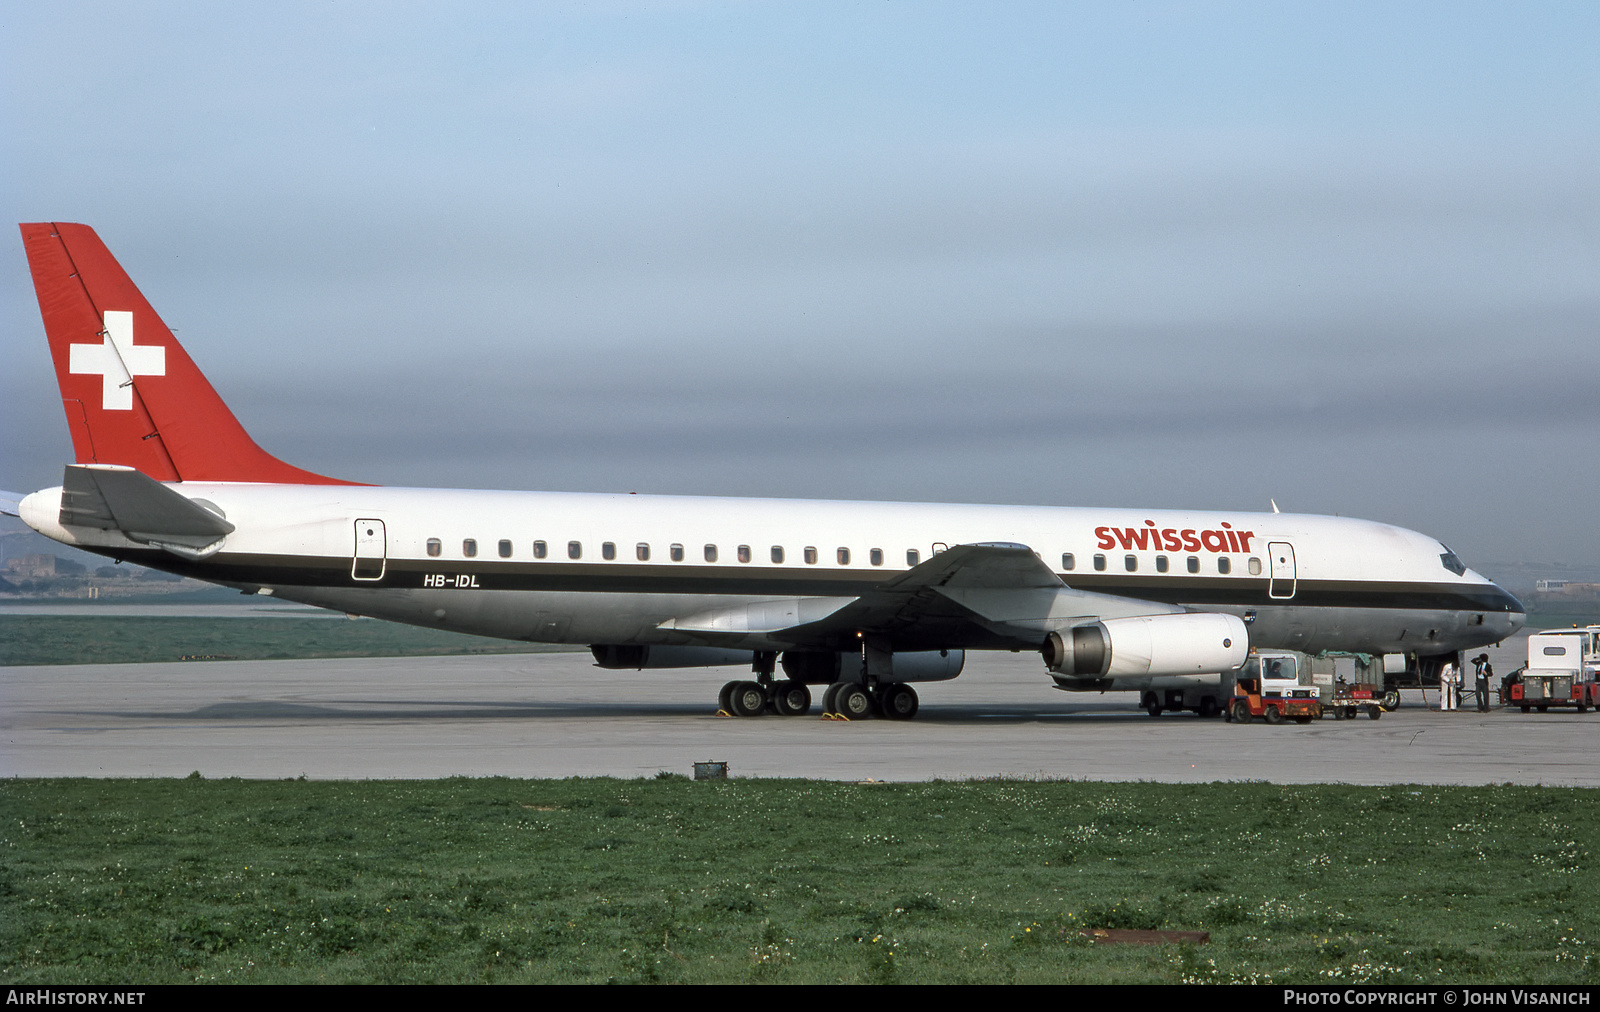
[1197,696,1218,718]
[770,680,812,716]
[1263,705,1284,726]
[1230,700,1252,724]
[880,682,919,720]
[1381,690,1401,712]
[822,681,847,715]
[718,680,740,713]
[834,684,874,720]
[728,680,768,717]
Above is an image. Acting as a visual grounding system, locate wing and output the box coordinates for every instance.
[658,542,1183,651]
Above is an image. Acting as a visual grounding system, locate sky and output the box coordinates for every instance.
[2,2,1597,574]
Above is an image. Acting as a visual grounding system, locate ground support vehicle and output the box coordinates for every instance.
[1227,652,1323,725]
[1136,673,1230,718]
[1326,681,1385,720]
[1509,626,1600,713]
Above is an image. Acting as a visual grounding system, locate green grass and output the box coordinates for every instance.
[2,778,1595,984]
[0,616,570,666]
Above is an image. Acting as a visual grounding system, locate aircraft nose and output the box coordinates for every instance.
[1495,584,1526,637]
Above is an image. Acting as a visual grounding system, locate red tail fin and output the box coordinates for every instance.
[20,223,358,485]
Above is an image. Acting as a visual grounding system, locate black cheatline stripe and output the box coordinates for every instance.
[109,547,1523,615]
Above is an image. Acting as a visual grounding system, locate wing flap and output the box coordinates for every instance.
[659,597,856,642]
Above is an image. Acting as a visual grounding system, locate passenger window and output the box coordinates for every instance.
[602,542,616,560]
[704,544,718,563]
[533,540,547,559]
[637,543,650,561]
[1094,554,1106,571]
[737,545,751,563]
[426,538,441,557]
[771,546,784,564]
[1125,554,1138,572]
[1187,556,1199,574]
[1248,557,1262,576]
[1156,555,1168,573]
[463,539,478,558]
[498,539,512,559]
[1218,557,1232,575]
[568,541,582,560]
[670,543,684,562]
[869,548,883,566]
[907,549,920,566]
[837,547,850,565]
[804,546,818,565]
[1061,552,1074,571]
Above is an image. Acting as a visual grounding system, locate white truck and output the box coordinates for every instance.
[1509,626,1600,713]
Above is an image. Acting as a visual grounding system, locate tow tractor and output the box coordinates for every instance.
[1226,652,1324,724]
[1508,626,1600,713]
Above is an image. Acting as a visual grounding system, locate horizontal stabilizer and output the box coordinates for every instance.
[60,464,235,558]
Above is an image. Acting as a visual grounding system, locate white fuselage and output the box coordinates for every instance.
[20,482,1524,658]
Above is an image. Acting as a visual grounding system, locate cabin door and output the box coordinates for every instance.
[352,519,387,581]
[1267,541,1296,599]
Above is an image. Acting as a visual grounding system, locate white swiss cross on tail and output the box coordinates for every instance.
[68,310,166,410]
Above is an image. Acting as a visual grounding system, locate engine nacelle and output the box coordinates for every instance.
[781,649,966,684]
[780,650,842,683]
[894,649,966,682]
[590,645,754,669]
[1042,613,1248,678]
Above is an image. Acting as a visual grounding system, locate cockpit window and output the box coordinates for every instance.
[1439,547,1466,576]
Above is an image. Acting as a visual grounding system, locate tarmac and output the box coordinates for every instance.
[4,641,1595,785]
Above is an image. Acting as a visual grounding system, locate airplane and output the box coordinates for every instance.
[4,222,1526,720]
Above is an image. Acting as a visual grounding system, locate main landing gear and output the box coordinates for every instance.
[717,651,816,718]
[715,648,924,720]
[717,677,920,720]
[821,680,919,721]
[718,678,812,717]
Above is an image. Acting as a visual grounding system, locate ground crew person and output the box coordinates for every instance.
[1473,654,1493,712]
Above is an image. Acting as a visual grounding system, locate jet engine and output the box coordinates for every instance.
[1042,613,1248,678]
